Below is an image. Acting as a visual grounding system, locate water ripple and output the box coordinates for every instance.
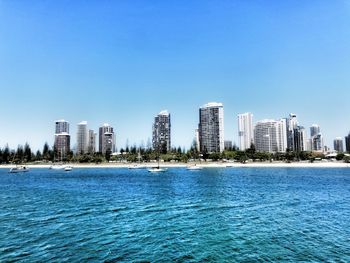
[0,168,350,261]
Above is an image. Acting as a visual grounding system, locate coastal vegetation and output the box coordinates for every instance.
[0,143,349,164]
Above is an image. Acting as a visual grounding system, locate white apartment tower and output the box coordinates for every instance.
[76,121,88,155]
[152,110,171,152]
[238,112,254,151]
[198,102,224,153]
[99,123,116,155]
[254,119,287,153]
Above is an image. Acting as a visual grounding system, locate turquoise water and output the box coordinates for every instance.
[0,168,350,262]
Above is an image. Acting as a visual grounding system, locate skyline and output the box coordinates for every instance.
[1,1,350,150]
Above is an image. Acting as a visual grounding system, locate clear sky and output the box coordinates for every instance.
[0,0,350,151]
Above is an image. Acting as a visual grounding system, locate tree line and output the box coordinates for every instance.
[0,142,349,164]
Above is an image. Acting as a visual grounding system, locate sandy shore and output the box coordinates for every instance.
[1,161,349,169]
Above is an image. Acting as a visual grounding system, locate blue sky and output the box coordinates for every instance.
[0,0,350,151]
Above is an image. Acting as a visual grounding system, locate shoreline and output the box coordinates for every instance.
[1,161,350,169]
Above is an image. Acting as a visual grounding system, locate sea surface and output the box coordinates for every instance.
[0,167,350,262]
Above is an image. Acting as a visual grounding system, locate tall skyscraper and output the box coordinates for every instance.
[152,110,171,152]
[238,112,254,151]
[276,118,288,153]
[334,137,344,153]
[99,123,116,155]
[76,121,88,155]
[310,124,323,152]
[55,119,69,134]
[88,130,96,154]
[345,132,350,153]
[198,102,224,153]
[286,114,307,152]
[54,119,70,160]
[286,113,298,151]
[310,124,320,137]
[254,119,287,153]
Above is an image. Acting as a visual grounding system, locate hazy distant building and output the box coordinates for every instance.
[198,102,224,153]
[88,129,96,154]
[345,132,350,153]
[195,128,200,152]
[152,110,171,153]
[224,140,233,151]
[238,112,254,151]
[312,134,324,152]
[310,124,320,137]
[99,123,116,155]
[254,119,288,153]
[54,119,70,160]
[76,121,88,155]
[334,137,344,153]
[310,124,323,152]
[55,119,69,134]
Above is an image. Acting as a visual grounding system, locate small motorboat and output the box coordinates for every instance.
[128,164,144,169]
[64,166,73,172]
[148,167,167,173]
[9,166,30,173]
[187,165,203,170]
[49,164,65,170]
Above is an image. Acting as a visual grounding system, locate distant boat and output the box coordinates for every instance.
[64,166,73,172]
[128,164,144,169]
[9,166,29,173]
[148,167,167,173]
[49,164,65,170]
[187,165,203,170]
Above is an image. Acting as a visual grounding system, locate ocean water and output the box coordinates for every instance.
[0,167,350,262]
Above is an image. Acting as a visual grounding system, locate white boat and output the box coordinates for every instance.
[148,167,167,173]
[187,165,203,170]
[64,166,73,172]
[49,164,65,170]
[128,164,144,169]
[9,166,30,173]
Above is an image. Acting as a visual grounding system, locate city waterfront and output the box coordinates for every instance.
[1,168,350,261]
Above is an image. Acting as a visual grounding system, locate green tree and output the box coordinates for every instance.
[336,153,345,161]
[24,143,32,162]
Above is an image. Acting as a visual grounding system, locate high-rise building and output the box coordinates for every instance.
[276,118,288,153]
[198,102,224,153]
[334,137,344,153]
[345,132,350,153]
[99,123,116,155]
[88,130,96,154]
[310,124,323,152]
[294,126,308,152]
[254,119,287,153]
[224,140,233,151]
[286,114,308,152]
[76,121,88,155]
[55,119,69,134]
[152,110,171,152]
[310,124,320,137]
[238,112,254,151]
[286,113,298,151]
[195,128,200,152]
[54,119,70,160]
